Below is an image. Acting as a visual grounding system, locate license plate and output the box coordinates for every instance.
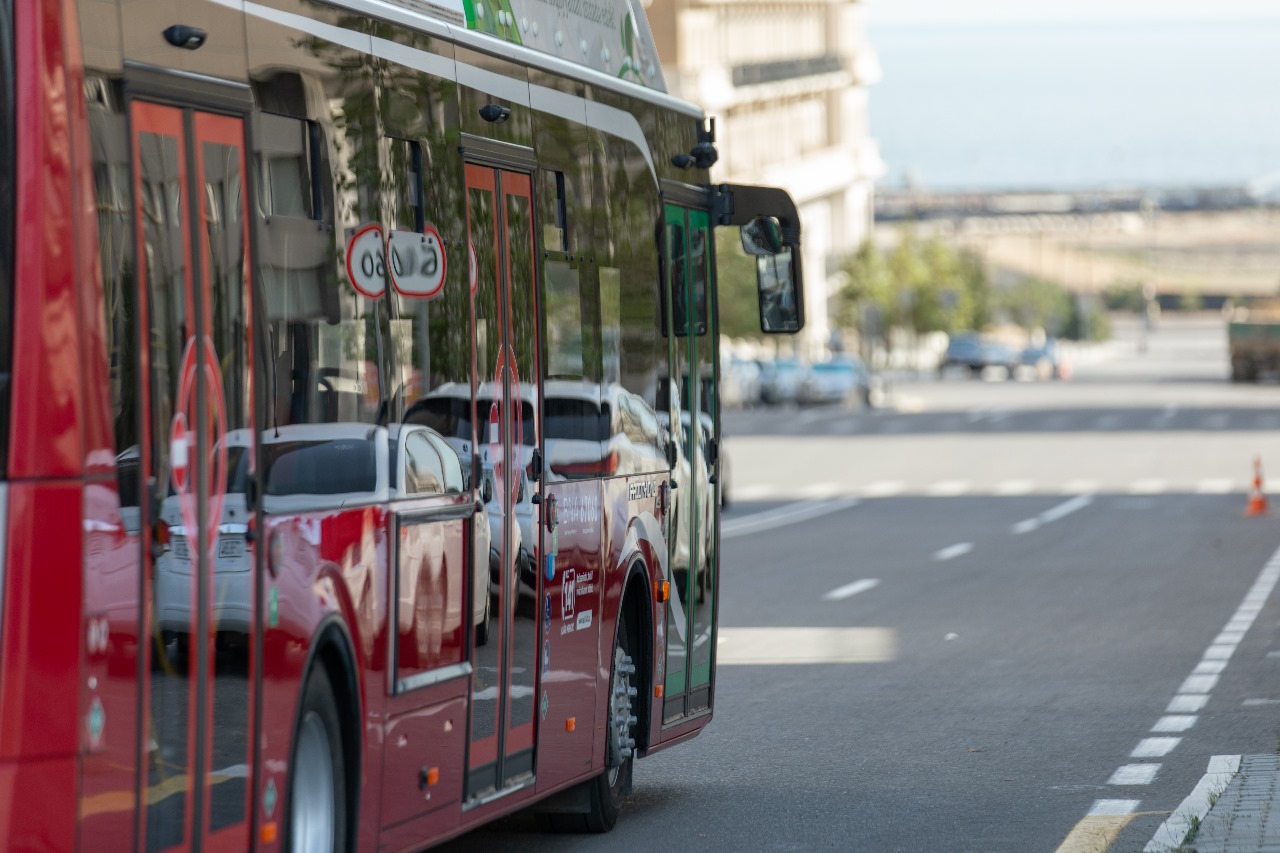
[219,537,245,559]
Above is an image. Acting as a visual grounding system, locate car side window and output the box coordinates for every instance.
[404,431,445,496]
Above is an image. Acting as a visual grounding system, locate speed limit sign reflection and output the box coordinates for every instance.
[389,226,447,299]
[345,223,386,298]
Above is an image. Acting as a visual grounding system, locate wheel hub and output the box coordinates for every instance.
[607,647,638,772]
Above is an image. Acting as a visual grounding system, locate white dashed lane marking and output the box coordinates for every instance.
[1108,764,1161,785]
[1089,799,1140,817]
[1151,715,1197,733]
[822,579,879,602]
[864,481,904,497]
[1196,479,1235,494]
[932,542,974,562]
[994,479,1034,495]
[1011,494,1093,535]
[1166,695,1207,713]
[1131,738,1180,759]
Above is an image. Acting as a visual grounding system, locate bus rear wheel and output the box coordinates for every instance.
[541,610,638,833]
[286,666,348,853]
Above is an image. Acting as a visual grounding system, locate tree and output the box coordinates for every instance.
[837,230,994,340]
[1001,278,1072,335]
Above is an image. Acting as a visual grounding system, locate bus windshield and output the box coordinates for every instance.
[0,0,12,479]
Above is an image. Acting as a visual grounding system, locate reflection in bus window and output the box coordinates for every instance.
[404,430,445,496]
[264,437,377,496]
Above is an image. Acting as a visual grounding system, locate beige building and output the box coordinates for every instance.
[649,0,884,357]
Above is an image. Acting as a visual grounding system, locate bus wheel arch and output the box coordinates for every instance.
[285,619,362,853]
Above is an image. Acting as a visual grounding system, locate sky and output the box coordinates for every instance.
[867,0,1280,26]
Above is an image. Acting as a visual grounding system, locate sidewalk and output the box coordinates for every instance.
[1149,755,1280,853]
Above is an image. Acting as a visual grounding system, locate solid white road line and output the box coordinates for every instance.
[823,579,880,602]
[933,542,974,562]
[1108,764,1160,785]
[721,498,860,540]
[1012,494,1093,535]
[1144,755,1241,852]
[1242,698,1280,706]
[1131,738,1181,759]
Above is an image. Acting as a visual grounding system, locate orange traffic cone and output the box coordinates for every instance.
[1247,456,1269,516]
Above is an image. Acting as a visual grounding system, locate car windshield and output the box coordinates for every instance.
[263,439,377,495]
[545,398,609,442]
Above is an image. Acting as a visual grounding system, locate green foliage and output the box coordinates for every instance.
[836,230,992,339]
[1062,295,1111,341]
[1102,281,1146,312]
[715,227,764,340]
[1000,278,1072,335]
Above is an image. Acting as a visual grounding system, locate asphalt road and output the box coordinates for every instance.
[438,316,1280,852]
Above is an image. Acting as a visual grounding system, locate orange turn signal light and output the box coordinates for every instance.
[655,581,669,603]
[565,717,576,732]
[655,685,664,698]
[260,822,278,844]
[426,767,440,786]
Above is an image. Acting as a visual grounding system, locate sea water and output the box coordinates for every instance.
[870,18,1280,190]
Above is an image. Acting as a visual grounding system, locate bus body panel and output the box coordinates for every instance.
[0,481,83,761]
[10,0,85,481]
[0,755,77,851]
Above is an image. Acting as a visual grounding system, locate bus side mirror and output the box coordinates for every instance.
[714,184,806,334]
[756,245,803,334]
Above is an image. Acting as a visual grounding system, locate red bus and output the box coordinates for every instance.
[0,0,804,850]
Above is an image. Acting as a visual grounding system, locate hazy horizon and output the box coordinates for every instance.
[867,0,1280,27]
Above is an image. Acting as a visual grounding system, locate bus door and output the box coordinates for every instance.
[464,163,540,798]
[662,203,719,722]
[130,102,255,852]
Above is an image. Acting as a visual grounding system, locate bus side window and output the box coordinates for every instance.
[252,96,385,432]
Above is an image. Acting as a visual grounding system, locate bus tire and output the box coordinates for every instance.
[286,666,348,853]
[588,606,638,832]
[540,607,638,833]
